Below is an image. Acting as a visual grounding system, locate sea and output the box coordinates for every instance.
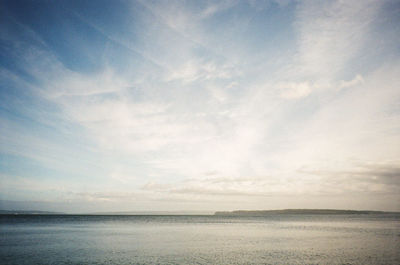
[1,214,399,264]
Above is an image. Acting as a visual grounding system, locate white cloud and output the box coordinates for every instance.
[48,68,128,98]
[1,0,399,211]
[272,62,400,173]
[338,74,364,90]
[295,0,381,79]
[165,60,235,83]
[279,81,312,99]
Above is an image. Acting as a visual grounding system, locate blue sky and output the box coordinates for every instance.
[1,0,399,213]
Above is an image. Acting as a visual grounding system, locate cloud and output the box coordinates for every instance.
[1,0,399,211]
[299,161,400,194]
[279,81,312,99]
[338,74,364,90]
[295,0,381,79]
[165,59,236,83]
[46,68,128,98]
[141,173,354,198]
[272,62,400,170]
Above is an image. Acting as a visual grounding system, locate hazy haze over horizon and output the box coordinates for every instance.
[1,0,400,213]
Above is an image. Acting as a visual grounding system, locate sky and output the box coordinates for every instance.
[0,0,399,213]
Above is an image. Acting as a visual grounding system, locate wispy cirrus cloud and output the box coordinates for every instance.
[295,0,381,79]
[1,0,399,211]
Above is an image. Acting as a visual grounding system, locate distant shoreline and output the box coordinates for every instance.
[1,209,398,216]
[0,210,65,215]
[0,210,212,216]
[214,209,397,216]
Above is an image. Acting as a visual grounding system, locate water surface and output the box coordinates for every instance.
[1,214,399,264]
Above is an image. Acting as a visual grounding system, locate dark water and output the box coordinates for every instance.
[1,214,399,265]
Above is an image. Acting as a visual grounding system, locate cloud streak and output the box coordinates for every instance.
[1,0,399,211]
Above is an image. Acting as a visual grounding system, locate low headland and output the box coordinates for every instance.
[214,209,392,216]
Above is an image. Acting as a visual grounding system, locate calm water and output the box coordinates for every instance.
[1,214,399,264]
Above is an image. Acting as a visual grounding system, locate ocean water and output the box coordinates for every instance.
[1,214,399,265]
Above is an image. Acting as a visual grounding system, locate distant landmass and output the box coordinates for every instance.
[0,210,212,215]
[214,209,393,216]
[0,210,64,215]
[86,211,213,215]
[1,209,396,216]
